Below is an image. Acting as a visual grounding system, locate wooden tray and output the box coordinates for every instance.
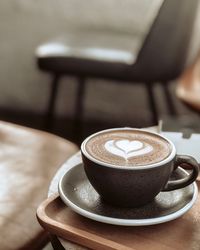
[37,183,200,250]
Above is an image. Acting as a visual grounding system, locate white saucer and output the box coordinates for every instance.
[58,163,198,226]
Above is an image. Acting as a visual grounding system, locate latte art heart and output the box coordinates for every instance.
[105,139,153,160]
[115,140,144,153]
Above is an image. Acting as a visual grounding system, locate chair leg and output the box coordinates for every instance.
[49,234,65,250]
[73,77,86,143]
[161,82,177,116]
[45,74,60,131]
[145,82,159,125]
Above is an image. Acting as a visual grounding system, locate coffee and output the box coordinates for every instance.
[83,129,171,167]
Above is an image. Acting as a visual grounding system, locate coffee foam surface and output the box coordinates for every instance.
[84,130,172,166]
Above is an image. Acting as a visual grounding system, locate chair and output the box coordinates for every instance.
[0,120,78,250]
[36,0,200,136]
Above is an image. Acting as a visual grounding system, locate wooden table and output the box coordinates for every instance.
[48,152,88,249]
[46,126,200,249]
[176,52,200,112]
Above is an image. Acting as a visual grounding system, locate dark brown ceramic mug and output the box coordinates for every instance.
[81,128,199,208]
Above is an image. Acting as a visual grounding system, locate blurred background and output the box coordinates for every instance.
[0,0,200,146]
[1,1,200,250]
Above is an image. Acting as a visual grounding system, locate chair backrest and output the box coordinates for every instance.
[134,0,200,82]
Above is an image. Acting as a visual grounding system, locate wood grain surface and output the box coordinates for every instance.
[37,181,200,250]
[176,54,200,111]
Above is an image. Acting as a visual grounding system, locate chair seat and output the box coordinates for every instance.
[0,121,78,250]
[36,34,136,81]
[36,34,135,64]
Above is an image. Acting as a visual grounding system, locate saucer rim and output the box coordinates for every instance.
[58,164,198,226]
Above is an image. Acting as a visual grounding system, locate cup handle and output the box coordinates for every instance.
[162,155,199,191]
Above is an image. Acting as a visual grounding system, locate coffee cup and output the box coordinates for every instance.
[81,128,199,208]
